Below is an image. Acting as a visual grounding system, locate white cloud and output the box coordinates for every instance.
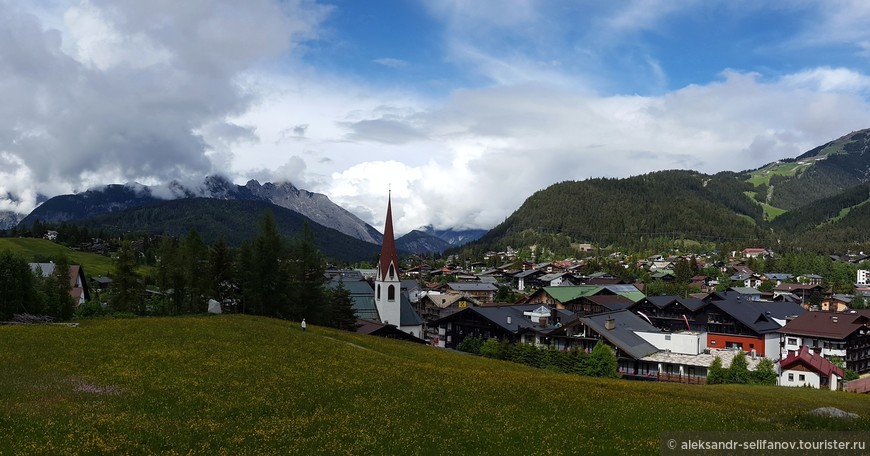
[373,58,407,68]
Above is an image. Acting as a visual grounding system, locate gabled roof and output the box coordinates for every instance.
[730,287,762,295]
[643,296,706,312]
[447,282,498,292]
[586,295,634,311]
[399,292,423,327]
[542,285,606,303]
[434,304,572,334]
[778,311,870,340]
[601,284,645,303]
[513,269,544,278]
[538,272,567,282]
[773,283,823,292]
[764,273,794,280]
[706,297,795,335]
[578,310,660,359]
[780,346,844,378]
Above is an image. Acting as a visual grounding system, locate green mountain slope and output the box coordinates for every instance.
[0,238,117,276]
[1,315,867,454]
[747,129,870,211]
[71,198,380,262]
[466,170,767,254]
[771,182,870,234]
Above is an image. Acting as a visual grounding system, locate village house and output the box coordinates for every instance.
[525,285,643,315]
[778,310,870,374]
[778,346,844,390]
[445,282,498,304]
[629,296,707,333]
[431,304,572,349]
[29,263,90,306]
[773,283,825,303]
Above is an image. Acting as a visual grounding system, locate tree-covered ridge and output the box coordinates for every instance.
[68,198,380,263]
[771,182,870,234]
[464,170,766,256]
[759,129,870,210]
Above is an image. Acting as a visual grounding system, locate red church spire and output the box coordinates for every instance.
[378,191,400,282]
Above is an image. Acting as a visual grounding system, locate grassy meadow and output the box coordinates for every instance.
[2,315,869,455]
[0,238,116,276]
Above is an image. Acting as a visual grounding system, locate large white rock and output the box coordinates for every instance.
[207,299,222,314]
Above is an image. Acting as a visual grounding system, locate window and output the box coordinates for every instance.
[665,335,671,341]
[388,284,395,301]
[388,264,395,279]
[376,285,381,300]
[799,374,805,382]
[787,338,797,345]
[788,373,794,381]
[711,340,716,346]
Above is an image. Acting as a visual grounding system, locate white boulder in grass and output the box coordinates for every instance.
[207,299,222,314]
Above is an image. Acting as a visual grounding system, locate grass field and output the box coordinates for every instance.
[1,316,869,455]
[0,238,116,276]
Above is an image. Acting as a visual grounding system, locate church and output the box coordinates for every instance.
[372,193,424,338]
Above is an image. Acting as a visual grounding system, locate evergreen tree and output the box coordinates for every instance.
[110,240,143,313]
[0,251,39,319]
[287,221,326,323]
[726,351,750,384]
[43,257,75,320]
[327,281,359,331]
[155,236,183,315]
[181,229,209,313]
[208,237,235,309]
[242,211,289,317]
[707,356,725,384]
[750,358,777,385]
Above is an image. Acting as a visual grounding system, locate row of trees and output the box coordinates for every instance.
[104,211,358,330]
[3,211,358,330]
[0,251,75,321]
[457,337,619,378]
[706,353,777,385]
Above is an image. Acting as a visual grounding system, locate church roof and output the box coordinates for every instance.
[378,194,401,282]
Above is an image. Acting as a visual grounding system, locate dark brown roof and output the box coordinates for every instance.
[778,311,870,340]
[773,283,823,292]
[780,346,844,378]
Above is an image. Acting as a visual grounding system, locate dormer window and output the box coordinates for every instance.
[389,264,395,279]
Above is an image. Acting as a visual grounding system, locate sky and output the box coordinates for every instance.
[3,1,870,233]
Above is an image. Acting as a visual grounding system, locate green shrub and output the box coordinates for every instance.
[479,338,502,358]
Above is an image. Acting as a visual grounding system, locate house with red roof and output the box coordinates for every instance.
[779,346,844,390]
[778,310,870,374]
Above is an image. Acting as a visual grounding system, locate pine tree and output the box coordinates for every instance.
[726,351,750,384]
[287,221,326,323]
[110,240,143,313]
[707,356,725,384]
[327,281,359,331]
[0,251,38,320]
[181,229,208,313]
[208,237,234,309]
[44,257,75,320]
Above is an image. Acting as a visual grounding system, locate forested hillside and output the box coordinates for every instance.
[459,170,767,257]
[757,129,870,210]
[71,198,380,263]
